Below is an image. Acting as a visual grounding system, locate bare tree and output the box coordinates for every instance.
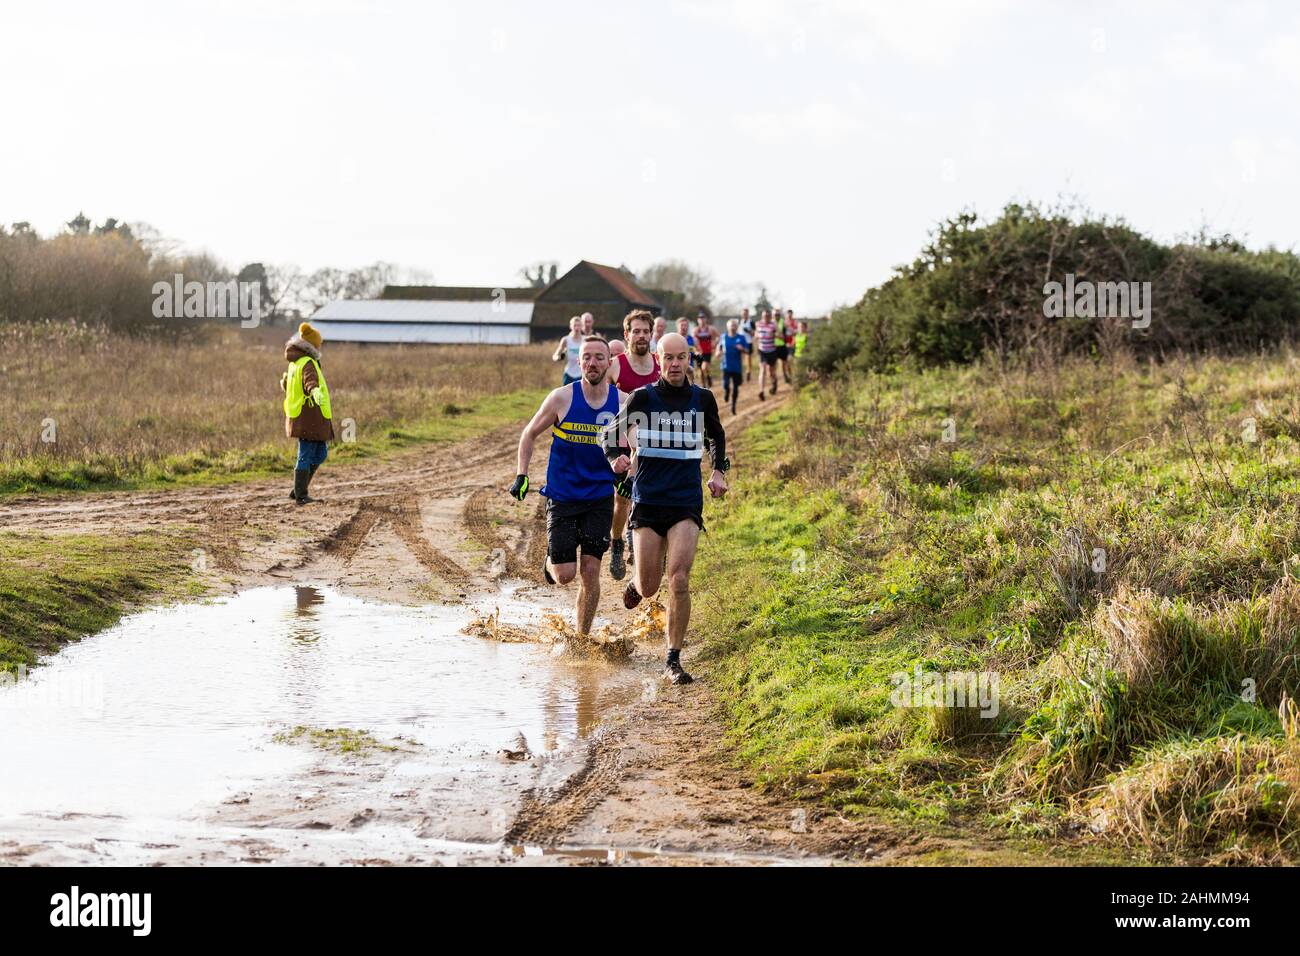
[519,260,559,288]
[344,261,396,299]
[639,259,715,311]
[264,263,304,320]
[302,267,350,309]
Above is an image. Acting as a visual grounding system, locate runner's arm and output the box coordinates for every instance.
[700,389,727,470]
[516,389,565,476]
[602,388,648,466]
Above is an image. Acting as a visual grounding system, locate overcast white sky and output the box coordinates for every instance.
[3,0,1298,312]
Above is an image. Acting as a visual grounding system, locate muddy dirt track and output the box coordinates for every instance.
[0,382,964,866]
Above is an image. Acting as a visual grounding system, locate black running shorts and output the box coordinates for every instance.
[629,502,704,539]
[759,349,779,365]
[546,495,614,564]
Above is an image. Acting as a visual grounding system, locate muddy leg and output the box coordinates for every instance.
[576,554,601,636]
[663,520,699,652]
[633,526,666,600]
[611,493,631,539]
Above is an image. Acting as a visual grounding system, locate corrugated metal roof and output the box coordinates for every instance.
[310,298,533,325]
[380,285,541,302]
[308,321,530,345]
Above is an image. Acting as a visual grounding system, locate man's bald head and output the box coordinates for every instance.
[657,332,691,386]
[657,331,687,354]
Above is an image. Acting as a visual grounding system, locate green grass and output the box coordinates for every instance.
[0,530,201,673]
[0,387,547,496]
[696,350,1300,862]
[272,725,412,756]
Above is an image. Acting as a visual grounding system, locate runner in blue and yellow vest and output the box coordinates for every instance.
[280,322,334,505]
[509,335,620,638]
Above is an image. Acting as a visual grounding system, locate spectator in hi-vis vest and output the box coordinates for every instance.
[281,322,334,506]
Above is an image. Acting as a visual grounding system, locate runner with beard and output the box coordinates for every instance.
[604,309,660,581]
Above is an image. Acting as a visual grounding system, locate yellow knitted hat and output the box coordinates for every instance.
[299,322,323,349]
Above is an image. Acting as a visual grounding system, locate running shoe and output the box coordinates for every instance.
[609,539,626,581]
[622,582,642,609]
[663,661,694,685]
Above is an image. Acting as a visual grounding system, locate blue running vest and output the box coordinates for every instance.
[542,381,619,502]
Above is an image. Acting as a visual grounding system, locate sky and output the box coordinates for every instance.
[2,0,1298,313]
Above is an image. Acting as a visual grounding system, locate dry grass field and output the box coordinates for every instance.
[0,321,558,493]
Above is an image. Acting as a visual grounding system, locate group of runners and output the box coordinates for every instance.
[551,308,809,412]
[511,306,810,685]
[280,306,795,685]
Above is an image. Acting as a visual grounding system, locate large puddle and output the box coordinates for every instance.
[0,585,647,865]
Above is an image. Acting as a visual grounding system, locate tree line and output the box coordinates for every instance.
[0,213,410,330]
[0,211,789,332]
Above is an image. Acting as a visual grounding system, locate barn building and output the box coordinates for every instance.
[528,261,664,341]
[310,261,665,344]
[308,293,535,345]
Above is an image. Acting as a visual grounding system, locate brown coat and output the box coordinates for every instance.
[283,344,335,441]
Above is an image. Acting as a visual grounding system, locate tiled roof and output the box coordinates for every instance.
[582,262,661,307]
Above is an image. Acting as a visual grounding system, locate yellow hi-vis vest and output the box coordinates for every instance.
[794,332,808,356]
[283,355,332,421]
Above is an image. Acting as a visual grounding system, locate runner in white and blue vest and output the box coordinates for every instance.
[511,335,619,637]
[602,332,730,685]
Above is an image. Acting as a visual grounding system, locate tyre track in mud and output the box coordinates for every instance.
[503,730,627,846]
[463,487,548,583]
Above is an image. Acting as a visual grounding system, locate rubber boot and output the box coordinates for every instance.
[293,468,316,505]
[306,463,323,503]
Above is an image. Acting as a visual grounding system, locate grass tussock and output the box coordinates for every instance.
[1086,696,1300,860]
[697,347,1300,860]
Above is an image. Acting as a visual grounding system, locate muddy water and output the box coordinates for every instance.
[0,585,647,865]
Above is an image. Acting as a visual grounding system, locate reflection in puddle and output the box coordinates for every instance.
[505,844,830,867]
[511,844,660,863]
[0,586,643,857]
[289,585,324,642]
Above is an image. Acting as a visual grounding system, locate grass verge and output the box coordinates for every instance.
[696,350,1300,863]
[0,530,202,673]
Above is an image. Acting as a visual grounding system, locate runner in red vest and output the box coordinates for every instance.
[604,309,660,580]
[693,311,716,389]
